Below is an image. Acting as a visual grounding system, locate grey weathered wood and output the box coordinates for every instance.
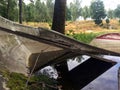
[0,16,119,75]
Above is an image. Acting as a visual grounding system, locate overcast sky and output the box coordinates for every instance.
[24,0,120,10]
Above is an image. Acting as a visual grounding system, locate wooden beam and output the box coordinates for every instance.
[0,26,120,57]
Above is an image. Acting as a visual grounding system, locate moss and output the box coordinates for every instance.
[7,73,28,90]
[0,69,57,90]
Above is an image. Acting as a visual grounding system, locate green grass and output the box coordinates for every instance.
[0,69,57,90]
[67,32,101,44]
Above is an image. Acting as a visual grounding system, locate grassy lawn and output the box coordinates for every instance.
[66,29,120,44]
[65,19,120,43]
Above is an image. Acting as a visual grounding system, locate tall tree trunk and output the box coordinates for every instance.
[19,0,22,24]
[52,0,66,34]
[52,1,71,89]
[6,0,10,19]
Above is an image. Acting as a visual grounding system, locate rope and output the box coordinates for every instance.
[25,47,49,88]
[24,46,62,90]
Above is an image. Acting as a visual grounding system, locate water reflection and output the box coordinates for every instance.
[82,55,120,90]
[67,55,90,70]
[38,55,120,90]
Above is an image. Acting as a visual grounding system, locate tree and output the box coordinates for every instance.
[19,0,22,24]
[0,0,7,18]
[90,0,106,25]
[46,0,54,22]
[34,0,50,22]
[9,0,18,21]
[0,0,18,21]
[24,2,35,22]
[6,0,10,19]
[106,18,110,29]
[81,6,90,20]
[114,4,120,19]
[69,0,82,21]
[66,6,72,21]
[52,0,66,34]
[106,18,110,24]
[107,9,114,19]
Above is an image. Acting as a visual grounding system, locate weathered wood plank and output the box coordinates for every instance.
[0,16,119,75]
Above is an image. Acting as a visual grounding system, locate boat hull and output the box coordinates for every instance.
[90,33,120,53]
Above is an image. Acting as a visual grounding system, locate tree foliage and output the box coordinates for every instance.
[81,6,90,20]
[114,4,120,19]
[24,2,35,22]
[66,6,72,21]
[107,9,114,19]
[2,0,120,24]
[106,18,110,24]
[0,0,18,21]
[69,0,82,21]
[90,0,106,25]
[0,0,54,22]
[46,0,54,22]
[0,0,7,18]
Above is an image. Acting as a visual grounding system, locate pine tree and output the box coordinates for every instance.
[90,0,106,25]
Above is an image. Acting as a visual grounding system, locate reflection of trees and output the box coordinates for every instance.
[38,66,58,79]
[70,55,84,63]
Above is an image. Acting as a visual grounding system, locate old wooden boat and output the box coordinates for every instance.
[90,33,120,53]
[0,16,119,75]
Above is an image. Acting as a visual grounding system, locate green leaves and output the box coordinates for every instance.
[114,4,120,19]
[0,0,18,21]
[90,0,106,25]
[81,6,90,20]
[69,0,82,21]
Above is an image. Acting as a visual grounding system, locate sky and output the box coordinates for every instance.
[24,0,120,10]
[67,0,120,10]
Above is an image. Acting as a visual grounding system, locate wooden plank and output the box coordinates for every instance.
[0,16,119,75]
[0,26,120,57]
